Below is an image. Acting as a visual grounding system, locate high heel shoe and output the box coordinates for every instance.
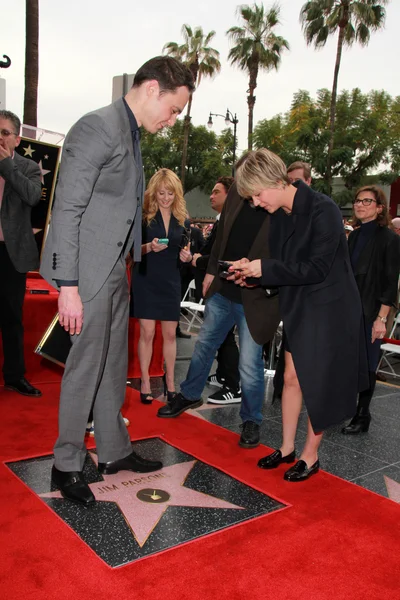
[140,379,153,405]
[163,374,177,404]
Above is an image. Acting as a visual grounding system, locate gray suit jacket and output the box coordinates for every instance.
[41,98,143,301]
[0,152,42,272]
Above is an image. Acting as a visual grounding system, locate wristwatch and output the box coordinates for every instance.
[377,315,387,323]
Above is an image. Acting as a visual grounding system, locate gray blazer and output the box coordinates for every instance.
[0,152,42,272]
[40,98,143,301]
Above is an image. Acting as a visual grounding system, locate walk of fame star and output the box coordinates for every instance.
[384,476,400,503]
[23,143,35,157]
[40,453,244,547]
[37,159,51,184]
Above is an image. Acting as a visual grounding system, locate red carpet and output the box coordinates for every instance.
[0,383,399,600]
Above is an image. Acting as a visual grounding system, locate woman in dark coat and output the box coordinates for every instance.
[342,185,400,434]
[231,149,368,482]
[132,169,192,403]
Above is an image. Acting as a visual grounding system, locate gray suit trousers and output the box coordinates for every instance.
[54,256,132,471]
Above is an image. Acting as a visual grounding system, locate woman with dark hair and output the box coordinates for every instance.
[132,169,192,404]
[229,149,368,482]
[342,185,400,434]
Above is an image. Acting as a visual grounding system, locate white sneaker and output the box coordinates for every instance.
[207,387,241,405]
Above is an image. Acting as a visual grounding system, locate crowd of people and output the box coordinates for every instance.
[0,54,399,505]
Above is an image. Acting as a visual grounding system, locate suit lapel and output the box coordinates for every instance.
[113,98,135,163]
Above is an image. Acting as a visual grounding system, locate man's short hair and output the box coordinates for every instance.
[0,110,21,134]
[287,161,311,180]
[235,149,290,198]
[216,176,234,194]
[133,56,195,94]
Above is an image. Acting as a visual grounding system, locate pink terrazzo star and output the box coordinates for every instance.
[40,454,244,546]
[384,476,400,504]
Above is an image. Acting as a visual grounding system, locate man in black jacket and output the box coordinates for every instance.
[0,110,42,397]
[191,177,241,405]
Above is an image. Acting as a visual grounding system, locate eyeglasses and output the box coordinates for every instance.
[352,198,377,206]
[0,129,18,138]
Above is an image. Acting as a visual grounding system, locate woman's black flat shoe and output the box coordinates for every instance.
[258,449,296,470]
[284,459,319,482]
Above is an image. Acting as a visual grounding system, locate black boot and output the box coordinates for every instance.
[342,371,376,435]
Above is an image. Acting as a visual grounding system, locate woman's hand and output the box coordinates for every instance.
[372,318,387,343]
[180,246,192,263]
[150,238,168,253]
[229,258,262,280]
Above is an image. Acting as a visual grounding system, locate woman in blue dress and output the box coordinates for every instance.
[132,169,192,403]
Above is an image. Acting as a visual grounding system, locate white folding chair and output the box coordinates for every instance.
[180,280,205,332]
[377,311,400,380]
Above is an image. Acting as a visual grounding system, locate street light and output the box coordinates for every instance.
[207,109,238,176]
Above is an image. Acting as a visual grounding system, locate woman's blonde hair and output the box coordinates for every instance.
[143,168,186,226]
[235,149,290,198]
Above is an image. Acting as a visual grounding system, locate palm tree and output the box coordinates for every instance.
[300,0,388,193]
[164,26,221,189]
[227,3,289,151]
[23,0,39,128]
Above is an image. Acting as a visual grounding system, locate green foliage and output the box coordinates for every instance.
[253,87,400,203]
[300,0,389,49]
[226,3,290,149]
[140,121,233,194]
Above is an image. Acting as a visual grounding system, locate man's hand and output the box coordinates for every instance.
[58,287,83,335]
[192,252,202,267]
[202,273,215,298]
[0,143,12,161]
[150,238,168,253]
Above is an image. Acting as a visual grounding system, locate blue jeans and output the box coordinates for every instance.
[180,293,265,425]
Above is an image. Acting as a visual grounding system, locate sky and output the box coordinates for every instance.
[2,0,399,153]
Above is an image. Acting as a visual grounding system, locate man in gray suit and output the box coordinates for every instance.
[0,110,42,398]
[41,56,194,505]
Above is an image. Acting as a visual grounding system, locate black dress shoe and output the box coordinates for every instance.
[98,450,163,474]
[5,377,42,397]
[51,466,95,506]
[239,421,260,448]
[283,459,319,482]
[258,449,296,469]
[157,392,202,418]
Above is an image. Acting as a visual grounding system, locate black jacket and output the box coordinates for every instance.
[348,225,400,322]
[196,219,218,272]
[0,152,42,272]
[261,181,368,432]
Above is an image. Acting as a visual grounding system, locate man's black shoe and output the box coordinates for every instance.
[98,450,163,474]
[5,377,42,397]
[51,466,95,506]
[239,421,260,448]
[157,392,202,418]
[176,326,191,339]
